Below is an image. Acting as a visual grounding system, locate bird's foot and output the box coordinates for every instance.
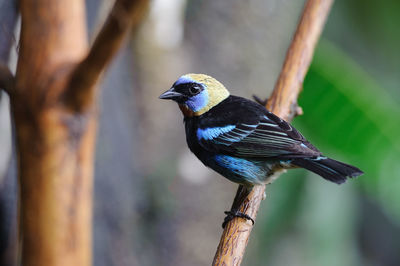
[222,210,255,228]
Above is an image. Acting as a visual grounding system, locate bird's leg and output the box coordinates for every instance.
[222,185,255,228]
[252,95,268,106]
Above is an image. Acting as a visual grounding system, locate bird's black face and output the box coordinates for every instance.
[159,78,204,105]
[160,74,229,115]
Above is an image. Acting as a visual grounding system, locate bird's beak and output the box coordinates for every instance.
[159,87,183,100]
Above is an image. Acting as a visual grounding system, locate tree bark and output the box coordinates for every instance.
[213,0,334,265]
[10,1,148,265]
[15,1,92,265]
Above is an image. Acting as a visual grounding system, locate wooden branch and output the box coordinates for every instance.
[213,0,334,265]
[14,1,149,265]
[0,64,14,96]
[15,2,91,266]
[65,0,149,112]
[266,0,333,118]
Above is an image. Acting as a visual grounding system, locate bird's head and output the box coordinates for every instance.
[159,74,230,117]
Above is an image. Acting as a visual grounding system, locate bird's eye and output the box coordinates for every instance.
[189,85,201,95]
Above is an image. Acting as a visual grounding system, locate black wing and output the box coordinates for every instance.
[196,96,320,159]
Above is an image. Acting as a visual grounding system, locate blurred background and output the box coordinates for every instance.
[1,0,400,265]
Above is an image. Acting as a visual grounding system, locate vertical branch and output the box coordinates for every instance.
[15,1,90,266]
[266,0,334,118]
[13,0,148,266]
[212,0,334,265]
[65,0,149,112]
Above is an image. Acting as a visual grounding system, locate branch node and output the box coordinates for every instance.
[294,104,303,117]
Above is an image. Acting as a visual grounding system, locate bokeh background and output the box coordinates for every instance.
[1,0,399,265]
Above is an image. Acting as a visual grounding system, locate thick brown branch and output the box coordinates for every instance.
[65,0,149,111]
[15,1,149,265]
[13,1,148,265]
[0,64,14,96]
[16,1,90,266]
[213,0,334,265]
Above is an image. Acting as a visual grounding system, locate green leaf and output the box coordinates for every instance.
[294,40,400,221]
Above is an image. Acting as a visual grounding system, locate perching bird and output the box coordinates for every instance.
[159,74,363,187]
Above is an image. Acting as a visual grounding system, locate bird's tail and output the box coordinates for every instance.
[291,156,363,184]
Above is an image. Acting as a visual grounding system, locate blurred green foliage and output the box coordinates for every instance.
[296,40,400,222]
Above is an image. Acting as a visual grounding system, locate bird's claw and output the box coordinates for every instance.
[222,210,255,228]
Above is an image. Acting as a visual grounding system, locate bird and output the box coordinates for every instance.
[159,74,363,224]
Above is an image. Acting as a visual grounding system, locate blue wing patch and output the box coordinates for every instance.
[197,125,236,140]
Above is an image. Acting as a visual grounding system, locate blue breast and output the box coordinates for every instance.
[213,155,269,184]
